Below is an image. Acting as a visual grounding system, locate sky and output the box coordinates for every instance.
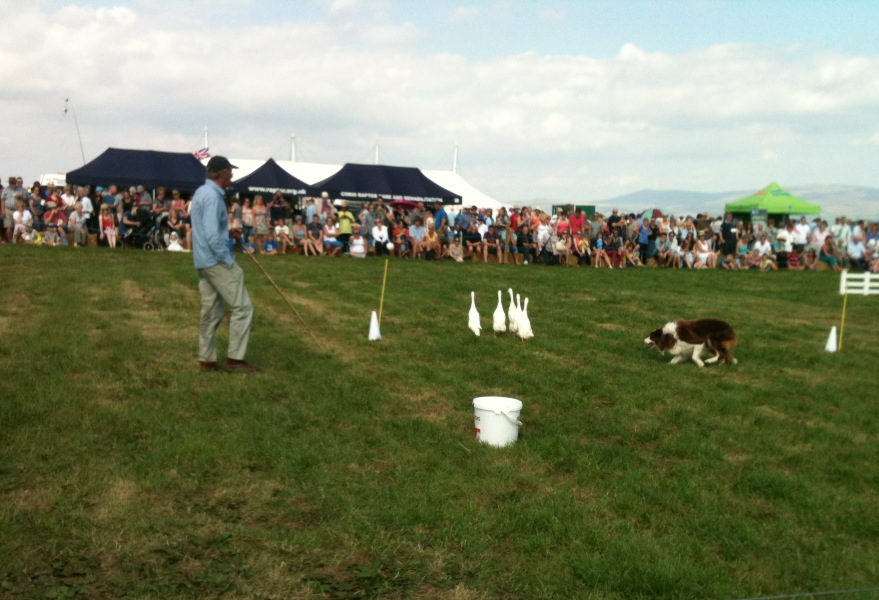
[2,0,879,208]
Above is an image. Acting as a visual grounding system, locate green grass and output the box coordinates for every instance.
[1,245,878,599]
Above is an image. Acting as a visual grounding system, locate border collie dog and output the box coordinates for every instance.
[644,319,738,367]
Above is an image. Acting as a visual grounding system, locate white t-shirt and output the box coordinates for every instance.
[13,209,33,226]
[794,223,811,245]
[754,239,773,257]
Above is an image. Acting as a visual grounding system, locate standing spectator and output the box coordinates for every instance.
[240,197,253,247]
[336,200,355,252]
[720,213,736,257]
[190,156,259,372]
[793,216,811,253]
[251,195,269,253]
[359,202,376,249]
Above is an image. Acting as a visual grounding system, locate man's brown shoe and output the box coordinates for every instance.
[200,361,222,372]
[225,359,262,373]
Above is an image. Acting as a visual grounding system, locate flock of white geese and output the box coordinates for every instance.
[468,288,533,341]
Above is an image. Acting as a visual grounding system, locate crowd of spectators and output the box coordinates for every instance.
[3,176,878,274]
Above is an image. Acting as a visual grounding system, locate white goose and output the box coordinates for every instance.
[493,290,506,336]
[517,297,534,341]
[468,291,481,336]
[507,288,518,334]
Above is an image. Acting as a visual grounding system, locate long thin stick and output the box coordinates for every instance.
[246,252,323,350]
[378,258,389,325]
[839,292,848,352]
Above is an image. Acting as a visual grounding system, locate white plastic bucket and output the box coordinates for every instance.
[473,396,523,447]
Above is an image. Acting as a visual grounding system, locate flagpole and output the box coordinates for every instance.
[64,98,86,165]
[203,126,208,151]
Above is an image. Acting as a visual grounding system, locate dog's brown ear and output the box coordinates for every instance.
[662,333,676,349]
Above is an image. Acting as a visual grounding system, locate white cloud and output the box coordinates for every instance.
[1,3,878,209]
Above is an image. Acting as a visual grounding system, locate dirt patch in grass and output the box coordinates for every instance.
[3,482,59,513]
[92,478,139,521]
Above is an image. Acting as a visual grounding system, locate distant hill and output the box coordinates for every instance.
[531,185,879,221]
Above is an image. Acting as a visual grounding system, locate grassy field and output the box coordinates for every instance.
[1,245,878,600]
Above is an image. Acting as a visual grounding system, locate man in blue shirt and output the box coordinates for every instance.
[190,156,260,373]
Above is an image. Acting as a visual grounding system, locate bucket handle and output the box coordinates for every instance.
[501,410,522,427]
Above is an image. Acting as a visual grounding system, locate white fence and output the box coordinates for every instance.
[839,271,879,296]
[838,271,878,351]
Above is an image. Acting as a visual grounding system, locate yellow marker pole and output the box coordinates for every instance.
[378,258,390,325]
[839,292,849,351]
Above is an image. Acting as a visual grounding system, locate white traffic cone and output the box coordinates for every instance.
[824,326,837,353]
[368,311,381,341]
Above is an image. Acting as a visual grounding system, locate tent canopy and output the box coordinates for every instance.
[66,147,206,191]
[311,163,462,205]
[725,182,820,217]
[230,158,314,197]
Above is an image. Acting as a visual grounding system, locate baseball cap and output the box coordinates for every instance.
[206,156,237,171]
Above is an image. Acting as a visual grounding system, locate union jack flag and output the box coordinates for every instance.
[193,147,210,160]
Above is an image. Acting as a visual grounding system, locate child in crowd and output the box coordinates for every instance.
[261,231,278,255]
[167,232,186,252]
[99,205,118,248]
[720,254,737,270]
[786,248,802,270]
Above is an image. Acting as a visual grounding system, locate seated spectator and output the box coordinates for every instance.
[229,211,247,253]
[746,249,761,270]
[99,205,118,248]
[372,218,391,256]
[307,214,325,255]
[462,224,482,258]
[847,234,868,271]
[680,239,695,269]
[759,252,778,271]
[622,240,643,267]
[349,225,367,258]
[12,199,33,243]
[19,223,37,244]
[719,254,738,270]
[516,225,537,265]
[291,215,314,255]
[167,232,186,252]
[274,218,293,254]
[818,238,842,272]
[422,225,441,259]
[322,216,343,256]
[67,203,89,247]
[41,222,63,246]
[572,231,591,266]
[445,237,465,262]
[261,230,279,255]
[694,233,716,268]
[408,217,426,257]
[392,221,410,258]
[482,225,504,263]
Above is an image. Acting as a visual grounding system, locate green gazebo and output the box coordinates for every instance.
[724,182,820,223]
